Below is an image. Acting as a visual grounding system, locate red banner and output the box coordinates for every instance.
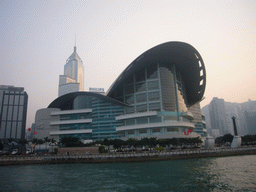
[187,129,193,132]
[28,128,31,131]
[184,132,189,135]
[33,131,37,135]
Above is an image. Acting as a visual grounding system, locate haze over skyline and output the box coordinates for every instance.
[1,0,255,128]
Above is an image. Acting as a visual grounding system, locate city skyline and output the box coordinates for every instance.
[1,1,255,128]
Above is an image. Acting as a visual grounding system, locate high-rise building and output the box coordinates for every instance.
[202,99,256,137]
[208,97,229,137]
[58,46,84,97]
[0,85,28,140]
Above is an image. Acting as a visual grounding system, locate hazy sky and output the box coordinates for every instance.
[1,0,256,128]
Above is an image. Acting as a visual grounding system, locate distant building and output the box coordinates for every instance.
[202,98,256,137]
[208,97,229,137]
[0,85,28,140]
[58,46,84,97]
[244,111,256,135]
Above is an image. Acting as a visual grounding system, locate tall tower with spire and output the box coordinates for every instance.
[58,46,84,97]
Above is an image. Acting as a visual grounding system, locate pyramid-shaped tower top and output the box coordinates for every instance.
[66,46,82,63]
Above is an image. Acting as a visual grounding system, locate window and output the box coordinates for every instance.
[135,82,146,92]
[149,116,162,123]
[147,81,159,90]
[14,95,19,105]
[18,106,23,121]
[126,119,135,126]
[9,95,14,105]
[137,117,148,124]
[125,96,134,104]
[149,103,161,111]
[7,106,13,120]
[19,95,24,105]
[139,129,147,134]
[4,95,9,105]
[136,93,146,103]
[128,130,134,135]
[126,106,135,114]
[152,128,161,133]
[148,91,160,101]
[136,104,147,112]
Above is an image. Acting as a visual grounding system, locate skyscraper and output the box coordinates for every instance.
[58,46,84,97]
[208,97,229,137]
[0,85,28,140]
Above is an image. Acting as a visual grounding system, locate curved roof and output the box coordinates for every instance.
[48,91,128,109]
[106,41,206,106]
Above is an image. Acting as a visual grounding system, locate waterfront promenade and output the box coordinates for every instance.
[1,146,256,166]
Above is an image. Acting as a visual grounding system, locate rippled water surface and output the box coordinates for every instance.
[0,155,256,191]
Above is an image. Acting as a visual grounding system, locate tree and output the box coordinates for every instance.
[18,139,28,153]
[215,136,224,146]
[223,134,234,146]
[169,138,179,148]
[126,138,138,148]
[37,139,44,149]
[43,137,50,150]
[60,136,83,147]
[0,140,3,150]
[31,138,39,152]
[49,138,57,153]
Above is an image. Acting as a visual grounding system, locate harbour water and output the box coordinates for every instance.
[0,155,255,192]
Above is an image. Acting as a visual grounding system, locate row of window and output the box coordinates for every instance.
[1,105,24,121]
[2,94,25,106]
[0,121,23,139]
[118,127,183,137]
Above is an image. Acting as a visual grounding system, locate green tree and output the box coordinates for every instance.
[37,139,44,149]
[169,138,179,147]
[126,138,138,148]
[0,140,4,150]
[43,137,50,150]
[215,136,224,146]
[223,134,234,146]
[112,139,124,150]
[18,139,28,153]
[60,136,83,147]
[49,138,57,152]
[31,138,39,152]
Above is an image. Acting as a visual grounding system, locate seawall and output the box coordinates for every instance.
[1,147,256,166]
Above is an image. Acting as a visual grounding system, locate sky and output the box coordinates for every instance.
[0,0,256,128]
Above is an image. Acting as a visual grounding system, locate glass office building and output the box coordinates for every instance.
[0,85,28,140]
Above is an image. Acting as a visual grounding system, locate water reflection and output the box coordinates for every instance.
[0,155,255,191]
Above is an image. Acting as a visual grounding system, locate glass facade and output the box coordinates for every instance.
[109,62,194,138]
[52,94,124,141]
[0,86,28,140]
[91,98,124,140]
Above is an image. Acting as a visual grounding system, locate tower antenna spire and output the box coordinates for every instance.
[74,34,77,52]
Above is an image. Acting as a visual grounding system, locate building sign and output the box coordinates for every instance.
[89,87,104,92]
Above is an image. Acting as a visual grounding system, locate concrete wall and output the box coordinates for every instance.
[57,147,99,155]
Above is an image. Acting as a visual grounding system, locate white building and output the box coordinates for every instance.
[58,46,84,97]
